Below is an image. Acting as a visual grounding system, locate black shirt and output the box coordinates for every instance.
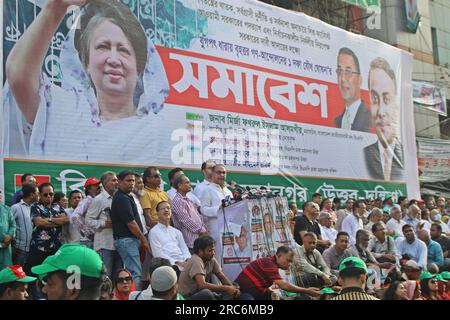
[435,236,450,254]
[111,189,143,239]
[293,215,321,245]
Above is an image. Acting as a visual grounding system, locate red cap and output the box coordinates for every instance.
[84,177,101,188]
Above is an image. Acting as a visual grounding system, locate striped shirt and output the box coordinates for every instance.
[11,201,33,252]
[71,196,96,241]
[171,192,206,248]
[332,287,379,300]
[235,256,282,300]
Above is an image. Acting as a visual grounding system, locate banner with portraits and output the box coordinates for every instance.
[1,0,419,201]
[217,197,295,282]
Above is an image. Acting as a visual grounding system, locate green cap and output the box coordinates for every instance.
[434,274,448,282]
[339,257,368,273]
[284,291,297,297]
[419,271,434,281]
[31,244,103,278]
[419,271,448,282]
[0,265,36,284]
[320,287,336,295]
[384,194,392,201]
[440,271,450,280]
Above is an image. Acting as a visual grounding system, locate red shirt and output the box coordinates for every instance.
[235,256,282,300]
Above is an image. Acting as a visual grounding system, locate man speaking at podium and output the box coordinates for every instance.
[198,164,233,242]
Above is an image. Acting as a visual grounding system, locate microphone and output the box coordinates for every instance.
[229,181,246,192]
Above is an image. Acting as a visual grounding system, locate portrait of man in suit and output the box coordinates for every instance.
[334,48,371,132]
[364,57,404,181]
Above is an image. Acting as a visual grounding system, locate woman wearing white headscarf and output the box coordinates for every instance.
[3,0,170,163]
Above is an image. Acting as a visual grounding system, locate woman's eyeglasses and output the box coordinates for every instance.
[117,276,132,283]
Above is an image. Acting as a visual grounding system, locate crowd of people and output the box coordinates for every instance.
[0,164,450,300]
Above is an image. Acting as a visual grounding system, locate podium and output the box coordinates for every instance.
[216,197,297,281]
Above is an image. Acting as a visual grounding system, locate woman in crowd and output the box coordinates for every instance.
[382,281,407,300]
[3,0,169,163]
[419,273,444,300]
[113,269,135,300]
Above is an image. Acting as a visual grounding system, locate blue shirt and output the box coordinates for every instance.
[426,239,444,267]
[30,202,66,253]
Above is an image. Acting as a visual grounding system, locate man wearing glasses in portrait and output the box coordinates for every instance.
[334,48,371,133]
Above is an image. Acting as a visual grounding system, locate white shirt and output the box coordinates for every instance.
[377,140,397,177]
[148,223,191,265]
[336,208,352,232]
[396,238,428,269]
[319,225,337,245]
[193,180,211,198]
[167,187,201,207]
[129,287,153,300]
[341,214,364,245]
[437,221,450,234]
[85,190,115,251]
[418,219,432,231]
[132,193,147,235]
[342,99,361,129]
[198,183,233,239]
[62,208,81,244]
[386,218,406,237]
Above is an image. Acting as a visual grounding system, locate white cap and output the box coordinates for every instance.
[151,266,177,292]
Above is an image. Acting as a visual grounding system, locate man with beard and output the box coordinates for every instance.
[86,172,122,279]
[364,57,404,180]
[198,164,233,242]
[178,236,241,300]
[132,173,149,234]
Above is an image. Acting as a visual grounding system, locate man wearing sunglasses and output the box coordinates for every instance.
[140,167,169,228]
[25,182,69,299]
[333,48,371,133]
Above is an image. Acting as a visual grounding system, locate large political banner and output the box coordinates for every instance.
[1,0,419,202]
